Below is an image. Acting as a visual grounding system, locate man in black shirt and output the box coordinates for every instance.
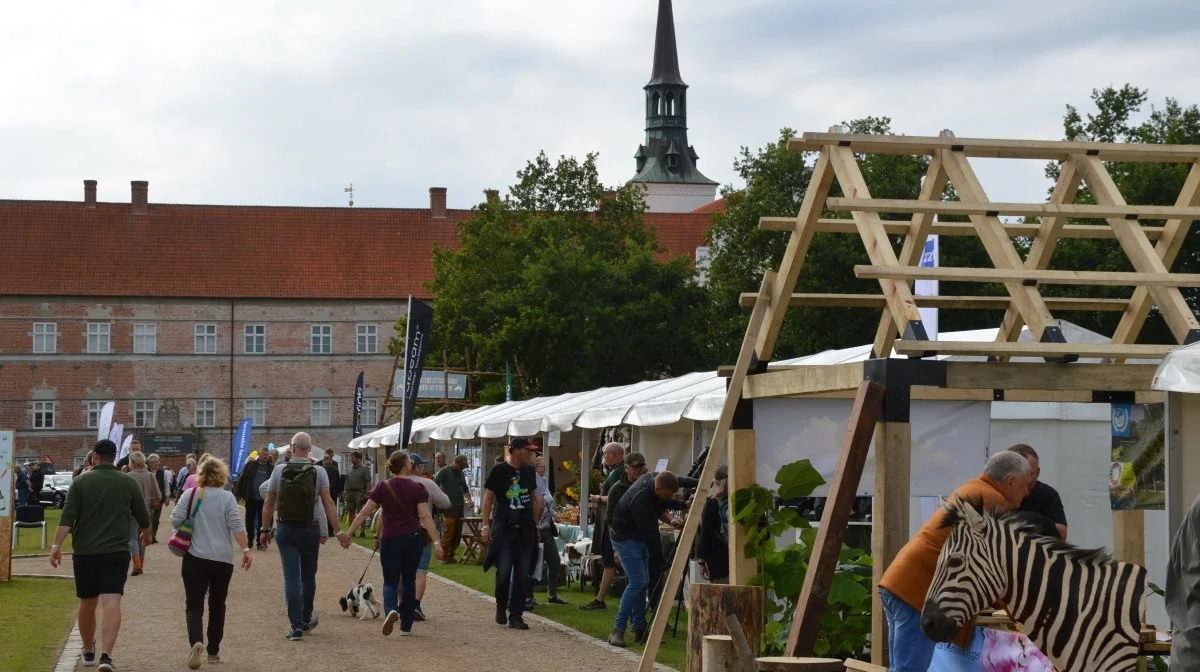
[481,436,544,631]
[1008,444,1068,540]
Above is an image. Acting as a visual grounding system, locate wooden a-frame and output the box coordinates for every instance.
[638,129,1200,670]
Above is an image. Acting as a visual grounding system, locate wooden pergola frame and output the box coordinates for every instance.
[638,130,1200,670]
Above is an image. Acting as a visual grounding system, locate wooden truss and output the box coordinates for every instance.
[637,131,1200,671]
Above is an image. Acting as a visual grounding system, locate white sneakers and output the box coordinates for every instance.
[187,642,204,669]
[382,610,399,636]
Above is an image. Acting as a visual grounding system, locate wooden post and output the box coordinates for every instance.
[0,429,14,582]
[728,429,757,585]
[702,635,738,672]
[787,382,885,655]
[687,583,764,672]
[871,421,911,668]
[1112,509,1145,566]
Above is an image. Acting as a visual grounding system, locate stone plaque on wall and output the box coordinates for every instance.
[142,433,194,456]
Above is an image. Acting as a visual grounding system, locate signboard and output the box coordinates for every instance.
[1109,403,1166,510]
[141,433,195,457]
[391,370,468,400]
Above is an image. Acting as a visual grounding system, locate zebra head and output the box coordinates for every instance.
[921,497,1006,643]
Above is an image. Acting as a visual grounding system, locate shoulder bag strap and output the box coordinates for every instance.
[383,478,424,527]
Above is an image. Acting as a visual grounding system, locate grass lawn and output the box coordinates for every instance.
[13,508,69,556]
[0,577,78,672]
[353,537,688,670]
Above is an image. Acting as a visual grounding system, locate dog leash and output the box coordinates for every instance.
[358,545,378,585]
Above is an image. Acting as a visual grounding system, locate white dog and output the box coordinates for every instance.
[561,537,592,586]
[339,583,381,620]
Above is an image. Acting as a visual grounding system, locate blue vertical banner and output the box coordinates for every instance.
[401,296,434,452]
[915,233,939,340]
[230,417,253,479]
[352,371,365,438]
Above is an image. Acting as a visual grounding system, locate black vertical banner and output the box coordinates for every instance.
[352,371,365,438]
[401,296,434,451]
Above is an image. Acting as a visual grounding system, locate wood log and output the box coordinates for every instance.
[702,635,738,672]
[686,584,764,672]
[754,657,845,672]
[843,660,886,672]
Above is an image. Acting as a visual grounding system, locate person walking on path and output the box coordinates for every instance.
[258,432,351,641]
[321,448,343,530]
[343,451,372,535]
[404,453,450,621]
[433,454,470,562]
[580,441,625,611]
[233,449,273,550]
[126,451,162,576]
[347,451,442,637]
[481,436,543,630]
[149,454,170,544]
[171,456,253,668]
[50,438,152,672]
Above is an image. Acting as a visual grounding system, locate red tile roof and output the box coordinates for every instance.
[691,197,728,214]
[0,199,713,300]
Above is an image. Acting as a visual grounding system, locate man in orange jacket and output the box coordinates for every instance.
[878,450,1034,670]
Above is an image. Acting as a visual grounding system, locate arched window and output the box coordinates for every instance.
[652,93,661,116]
[666,93,675,116]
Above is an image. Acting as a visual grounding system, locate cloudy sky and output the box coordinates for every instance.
[4,0,1199,210]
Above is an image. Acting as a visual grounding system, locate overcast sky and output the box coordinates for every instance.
[4,0,1199,210]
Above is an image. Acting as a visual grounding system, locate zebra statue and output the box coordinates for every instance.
[921,497,1147,671]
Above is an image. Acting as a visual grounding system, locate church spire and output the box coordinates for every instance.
[647,0,685,87]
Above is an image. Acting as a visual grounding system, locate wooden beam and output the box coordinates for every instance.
[826,197,1200,221]
[1112,509,1145,565]
[727,429,757,585]
[788,382,885,656]
[943,362,1159,392]
[1075,155,1200,344]
[758,216,1167,240]
[790,132,1200,163]
[872,421,911,668]
[893,340,1176,359]
[738,292,1133,311]
[855,264,1200,287]
[638,272,774,672]
[1111,161,1200,352]
[742,362,866,399]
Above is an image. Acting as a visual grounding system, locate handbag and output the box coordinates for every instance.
[383,479,433,544]
[168,487,204,558]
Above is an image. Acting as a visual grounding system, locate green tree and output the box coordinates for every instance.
[427,151,707,400]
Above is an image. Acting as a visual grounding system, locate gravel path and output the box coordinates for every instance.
[14,533,654,672]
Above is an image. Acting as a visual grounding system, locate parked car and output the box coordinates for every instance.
[38,474,73,508]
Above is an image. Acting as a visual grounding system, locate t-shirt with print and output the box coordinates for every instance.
[484,461,537,529]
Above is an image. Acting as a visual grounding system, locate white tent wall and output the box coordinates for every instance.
[635,421,698,476]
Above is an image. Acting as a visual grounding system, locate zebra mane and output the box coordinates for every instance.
[939,497,1114,566]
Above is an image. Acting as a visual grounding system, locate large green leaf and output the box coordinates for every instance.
[776,459,825,499]
[828,571,870,608]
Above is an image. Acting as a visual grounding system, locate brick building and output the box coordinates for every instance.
[0,181,715,471]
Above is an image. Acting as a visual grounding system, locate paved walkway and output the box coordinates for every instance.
[15,534,656,672]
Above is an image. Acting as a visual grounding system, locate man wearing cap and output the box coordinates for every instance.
[51,439,152,671]
[434,454,471,562]
[580,441,626,611]
[343,451,372,536]
[481,436,544,630]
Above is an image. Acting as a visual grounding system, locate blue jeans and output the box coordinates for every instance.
[276,522,321,630]
[380,532,424,631]
[880,586,936,671]
[244,499,264,540]
[493,534,535,618]
[612,538,650,632]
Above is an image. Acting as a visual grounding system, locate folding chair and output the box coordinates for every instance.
[13,505,47,550]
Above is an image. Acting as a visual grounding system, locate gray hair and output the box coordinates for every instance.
[291,431,313,455]
[983,451,1032,483]
[147,453,160,463]
[602,442,625,456]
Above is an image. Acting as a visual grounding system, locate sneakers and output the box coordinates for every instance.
[508,617,530,630]
[547,596,568,605]
[398,629,412,637]
[286,630,304,641]
[382,610,399,636]
[81,650,96,667]
[579,599,606,611]
[301,613,319,634]
[188,642,204,670]
[495,607,508,625]
[607,630,626,647]
[97,654,116,671]
[413,606,426,622]
[207,655,221,664]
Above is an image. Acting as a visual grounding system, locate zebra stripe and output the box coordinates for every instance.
[924,499,1147,672]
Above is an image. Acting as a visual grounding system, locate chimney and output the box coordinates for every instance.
[485,189,499,205]
[83,180,97,208]
[130,180,149,214]
[429,187,447,219]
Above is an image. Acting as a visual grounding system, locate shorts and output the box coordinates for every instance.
[417,541,432,573]
[600,527,615,568]
[73,552,132,599]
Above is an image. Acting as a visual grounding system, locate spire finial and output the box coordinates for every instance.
[647,0,685,87]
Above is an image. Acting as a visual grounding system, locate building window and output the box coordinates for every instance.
[310,324,332,354]
[85,400,103,429]
[310,399,332,426]
[244,324,266,354]
[33,322,58,354]
[133,323,157,354]
[195,399,216,428]
[244,399,267,427]
[33,401,56,429]
[133,400,156,428]
[362,398,379,427]
[87,322,111,353]
[356,324,378,354]
[195,323,218,354]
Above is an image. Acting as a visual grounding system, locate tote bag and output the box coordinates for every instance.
[168,487,204,558]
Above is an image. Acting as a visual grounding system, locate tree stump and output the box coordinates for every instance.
[702,635,738,672]
[754,657,845,672]
[687,583,764,672]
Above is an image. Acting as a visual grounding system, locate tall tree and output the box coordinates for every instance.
[427,151,707,401]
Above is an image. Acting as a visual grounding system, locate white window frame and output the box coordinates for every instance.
[310,399,332,426]
[33,322,58,354]
[361,398,379,427]
[33,401,56,429]
[244,399,267,427]
[356,324,378,354]
[195,399,217,428]
[86,322,111,354]
[195,323,218,354]
[85,400,104,429]
[133,400,157,428]
[244,324,266,354]
[310,324,332,354]
[133,322,157,354]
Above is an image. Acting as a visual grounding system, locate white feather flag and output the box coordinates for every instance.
[97,401,115,442]
[109,423,124,450]
[119,435,133,461]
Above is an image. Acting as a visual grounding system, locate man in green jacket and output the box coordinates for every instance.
[433,454,470,561]
[51,438,152,672]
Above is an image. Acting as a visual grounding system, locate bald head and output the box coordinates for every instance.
[291,431,313,457]
[602,441,625,467]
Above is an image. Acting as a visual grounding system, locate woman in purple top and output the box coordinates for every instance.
[347,451,442,636]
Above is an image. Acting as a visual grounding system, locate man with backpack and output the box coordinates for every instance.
[258,432,351,641]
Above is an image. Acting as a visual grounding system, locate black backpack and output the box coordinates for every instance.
[277,463,318,523]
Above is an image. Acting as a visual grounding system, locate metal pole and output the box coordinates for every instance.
[578,428,590,538]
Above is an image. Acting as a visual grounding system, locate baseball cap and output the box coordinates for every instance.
[409,453,427,467]
[625,452,646,468]
[94,439,117,456]
[509,436,534,451]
